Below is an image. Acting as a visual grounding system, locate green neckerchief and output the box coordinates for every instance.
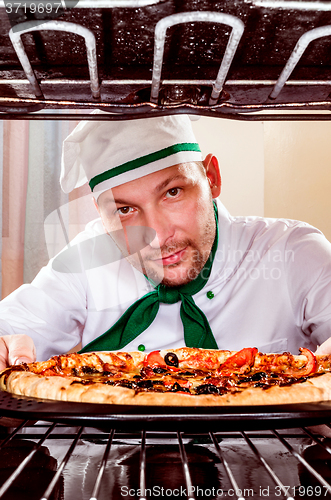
[80,203,219,352]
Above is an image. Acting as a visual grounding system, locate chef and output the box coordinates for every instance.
[1,113,331,370]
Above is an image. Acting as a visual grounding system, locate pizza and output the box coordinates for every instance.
[1,347,331,406]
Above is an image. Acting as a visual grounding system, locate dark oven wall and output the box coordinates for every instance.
[0,0,331,119]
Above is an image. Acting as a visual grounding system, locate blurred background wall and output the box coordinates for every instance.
[192,117,265,217]
[192,117,331,241]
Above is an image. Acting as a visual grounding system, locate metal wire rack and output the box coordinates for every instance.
[1,420,331,500]
[1,1,331,119]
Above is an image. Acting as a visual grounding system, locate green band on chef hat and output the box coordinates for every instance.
[89,142,201,192]
[60,113,203,197]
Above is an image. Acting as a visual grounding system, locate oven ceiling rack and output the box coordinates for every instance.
[0,0,331,120]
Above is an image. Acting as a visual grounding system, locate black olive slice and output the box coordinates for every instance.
[153,367,167,374]
[171,382,190,393]
[164,352,179,367]
[81,366,100,374]
[244,372,267,382]
[195,384,225,395]
[136,380,153,389]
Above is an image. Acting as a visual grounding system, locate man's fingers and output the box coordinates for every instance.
[315,337,331,356]
[7,335,36,366]
[0,337,9,372]
[0,335,36,369]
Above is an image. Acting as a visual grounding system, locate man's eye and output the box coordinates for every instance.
[117,206,133,215]
[166,188,181,198]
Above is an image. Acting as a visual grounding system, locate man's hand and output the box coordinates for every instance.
[0,335,36,371]
[315,338,331,356]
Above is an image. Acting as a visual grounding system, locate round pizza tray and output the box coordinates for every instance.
[1,389,331,431]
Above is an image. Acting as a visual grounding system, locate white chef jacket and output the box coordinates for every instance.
[1,200,331,361]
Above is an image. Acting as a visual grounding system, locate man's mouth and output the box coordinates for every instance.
[152,247,187,266]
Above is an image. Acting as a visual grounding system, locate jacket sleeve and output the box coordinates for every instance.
[0,259,88,361]
[285,226,331,347]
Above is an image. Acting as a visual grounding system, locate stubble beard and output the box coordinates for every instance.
[159,243,206,287]
[141,210,216,288]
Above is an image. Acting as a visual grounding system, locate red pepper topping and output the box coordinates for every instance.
[162,377,192,389]
[217,347,258,375]
[282,347,317,377]
[40,368,62,377]
[300,347,317,374]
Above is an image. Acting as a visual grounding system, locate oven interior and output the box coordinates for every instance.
[2,391,331,500]
[2,420,331,500]
[0,0,331,120]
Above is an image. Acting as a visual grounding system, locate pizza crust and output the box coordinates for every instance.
[1,369,331,406]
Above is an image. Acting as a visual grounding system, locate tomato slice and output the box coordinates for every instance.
[143,350,181,371]
[143,350,167,368]
[217,347,258,375]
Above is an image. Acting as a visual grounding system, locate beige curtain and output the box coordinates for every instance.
[2,121,29,297]
[0,117,95,300]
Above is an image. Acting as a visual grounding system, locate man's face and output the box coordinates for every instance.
[96,159,221,287]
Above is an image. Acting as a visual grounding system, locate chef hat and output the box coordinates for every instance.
[60,111,203,198]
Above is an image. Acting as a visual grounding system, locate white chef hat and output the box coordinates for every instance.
[60,111,203,199]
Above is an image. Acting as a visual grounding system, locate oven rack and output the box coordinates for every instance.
[1,421,331,500]
[1,1,331,120]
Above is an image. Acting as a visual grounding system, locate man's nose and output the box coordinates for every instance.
[142,211,174,249]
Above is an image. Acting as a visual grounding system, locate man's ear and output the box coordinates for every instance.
[203,154,221,198]
[92,196,100,214]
